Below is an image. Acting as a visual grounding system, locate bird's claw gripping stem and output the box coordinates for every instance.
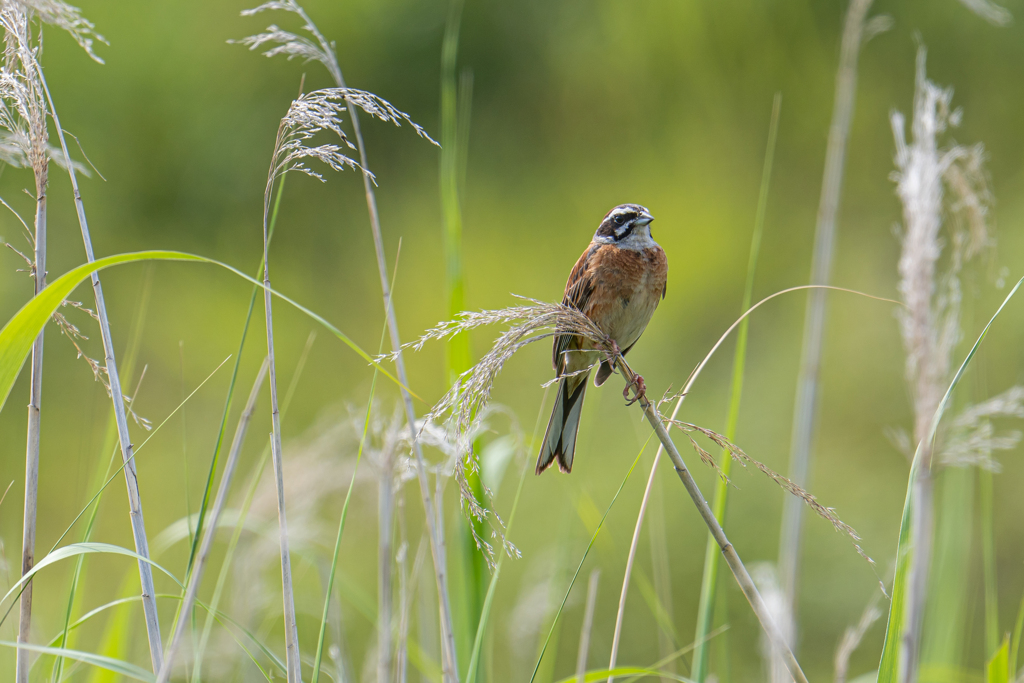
[623,373,646,406]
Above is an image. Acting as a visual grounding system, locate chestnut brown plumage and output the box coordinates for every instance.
[537,204,668,474]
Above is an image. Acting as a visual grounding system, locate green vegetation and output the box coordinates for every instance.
[2,1,1024,683]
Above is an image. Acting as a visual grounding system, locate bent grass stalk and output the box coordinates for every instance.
[691,91,781,680]
[411,284,896,683]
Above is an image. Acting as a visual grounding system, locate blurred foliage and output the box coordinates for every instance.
[1,0,1024,681]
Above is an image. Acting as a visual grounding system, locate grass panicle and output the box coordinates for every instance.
[888,45,995,683]
[235,4,456,678]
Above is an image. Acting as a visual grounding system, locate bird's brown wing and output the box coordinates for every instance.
[552,244,598,373]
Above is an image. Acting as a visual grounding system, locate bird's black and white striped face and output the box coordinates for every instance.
[593,204,655,250]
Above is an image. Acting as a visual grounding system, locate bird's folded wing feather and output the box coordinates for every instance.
[553,244,598,373]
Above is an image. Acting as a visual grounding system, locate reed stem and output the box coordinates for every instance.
[17,155,47,683]
[35,62,164,673]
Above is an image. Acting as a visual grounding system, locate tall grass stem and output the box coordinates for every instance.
[778,0,873,622]
[17,146,47,683]
[35,62,164,673]
[260,152,301,680]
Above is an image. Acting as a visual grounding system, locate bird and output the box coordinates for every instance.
[536,203,668,475]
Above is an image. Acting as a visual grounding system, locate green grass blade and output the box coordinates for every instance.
[0,250,412,416]
[878,274,1024,681]
[529,436,653,683]
[1012,589,1024,680]
[553,668,697,683]
[692,92,781,681]
[0,542,184,631]
[0,641,155,682]
[988,636,1010,683]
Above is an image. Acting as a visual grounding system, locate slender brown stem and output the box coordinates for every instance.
[616,359,808,683]
[155,359,269,683]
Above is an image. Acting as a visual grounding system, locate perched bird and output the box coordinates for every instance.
[536,204,668,475]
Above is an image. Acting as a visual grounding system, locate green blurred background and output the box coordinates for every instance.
[2,0,1024,680]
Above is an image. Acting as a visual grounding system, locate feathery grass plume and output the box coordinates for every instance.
[889,45,995,682]
[939,386,1024,470]
[402,298,867,565]
[258,81,424,682]
[233,6,455,677]
[11,0,105,62]
[394,299,605,528]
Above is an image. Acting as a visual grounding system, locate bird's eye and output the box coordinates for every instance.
[613,214,626,226]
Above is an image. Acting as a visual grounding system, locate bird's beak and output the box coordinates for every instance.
[635,211,654,226]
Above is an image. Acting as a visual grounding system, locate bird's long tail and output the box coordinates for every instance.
[536,375,588,474]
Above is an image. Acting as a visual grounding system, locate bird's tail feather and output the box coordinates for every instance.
[536,375,588,474]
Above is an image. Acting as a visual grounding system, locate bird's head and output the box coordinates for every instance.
[594,204,655,249]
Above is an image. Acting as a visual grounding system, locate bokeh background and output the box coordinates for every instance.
[2,0,1024,681]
